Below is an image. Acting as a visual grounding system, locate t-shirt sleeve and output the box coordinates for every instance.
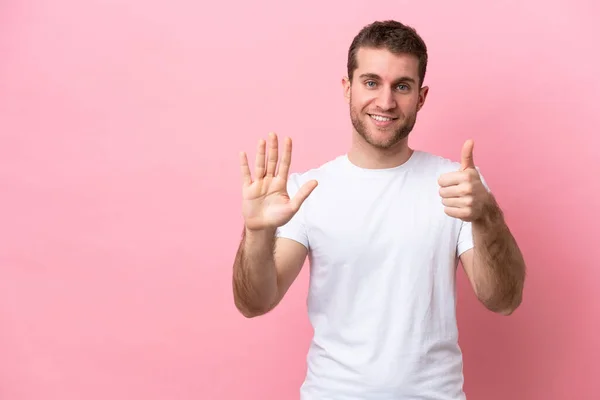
[275,173,309,249]
[457,220,475,257]
[456,168,491,257]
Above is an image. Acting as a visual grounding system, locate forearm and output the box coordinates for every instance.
[471,195,526,314]
[232,227,279,317]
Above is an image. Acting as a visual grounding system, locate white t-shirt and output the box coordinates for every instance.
[276,150,487,400]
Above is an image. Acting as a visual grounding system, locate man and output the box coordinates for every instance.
[232,20,526,400]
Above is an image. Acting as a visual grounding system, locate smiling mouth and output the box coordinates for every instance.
[368,114,398,122]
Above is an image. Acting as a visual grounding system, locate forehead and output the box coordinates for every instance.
[354,47,420,81]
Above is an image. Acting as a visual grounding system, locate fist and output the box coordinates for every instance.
[438,139,491,222]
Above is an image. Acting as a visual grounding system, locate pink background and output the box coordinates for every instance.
[1,0,599,399]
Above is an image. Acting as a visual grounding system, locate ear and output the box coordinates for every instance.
[417,85,429,111]
[342,76,351,104]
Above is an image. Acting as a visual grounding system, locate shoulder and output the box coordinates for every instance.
[286,155,347,188]
[412,149,491,191]
[411,150,461,176]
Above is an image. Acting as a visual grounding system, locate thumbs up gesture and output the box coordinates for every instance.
[438,140,491,222]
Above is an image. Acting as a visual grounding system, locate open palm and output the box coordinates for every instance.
[240,133,317,231]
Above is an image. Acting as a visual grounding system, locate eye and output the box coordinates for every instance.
[397,84,409,91]
[365,80,377,88]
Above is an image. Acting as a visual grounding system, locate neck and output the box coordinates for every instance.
[347,131,414,169]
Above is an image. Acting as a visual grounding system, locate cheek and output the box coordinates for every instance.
[412,93,424,108]
[351,91,376,110]
[399,95,419,109]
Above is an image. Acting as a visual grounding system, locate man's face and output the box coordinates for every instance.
[343,47,428,150]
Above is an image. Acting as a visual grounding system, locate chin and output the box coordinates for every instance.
[363,131,403,149]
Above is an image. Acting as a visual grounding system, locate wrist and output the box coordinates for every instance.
[474,193,504,227]
[244,226,277,241]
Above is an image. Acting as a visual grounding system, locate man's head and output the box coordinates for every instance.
[343,20,429,150]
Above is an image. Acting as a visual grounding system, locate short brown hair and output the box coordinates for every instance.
[347,20,428,86]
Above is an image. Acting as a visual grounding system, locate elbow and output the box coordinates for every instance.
[236,304,269,318]
[232,281,276,318]
[500,278,525,316]
[482,291,523,316]
[499,293,523,316]
[233,298,267,318]
[239,309,263,318]
[478,270,525,316]
[496,303,519,316]
[233,293,274,319]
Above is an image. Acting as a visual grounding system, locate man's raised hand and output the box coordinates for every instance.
[438,139,491,222]
[240,133,318,231]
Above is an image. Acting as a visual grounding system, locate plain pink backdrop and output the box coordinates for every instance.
[1,0,599,399]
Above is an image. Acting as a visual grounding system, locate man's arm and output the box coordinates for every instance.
[460,195,526,316]
[232,228,308,318]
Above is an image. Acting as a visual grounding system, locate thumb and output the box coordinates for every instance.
[290,180,318,212]
[460,139,475,170]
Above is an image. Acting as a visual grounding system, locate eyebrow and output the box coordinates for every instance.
[358,73,416,85]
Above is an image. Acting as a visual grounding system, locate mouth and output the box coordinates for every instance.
[368,113,398,127]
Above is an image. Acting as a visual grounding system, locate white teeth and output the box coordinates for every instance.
[370,114,393,122]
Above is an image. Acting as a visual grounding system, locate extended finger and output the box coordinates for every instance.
[254,139,266,179]
[277,137,292,179]
[266,132,278,177]
[240,151,252,185]
[290,179,318,212]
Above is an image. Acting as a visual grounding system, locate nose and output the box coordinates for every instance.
[375,87,397,110]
